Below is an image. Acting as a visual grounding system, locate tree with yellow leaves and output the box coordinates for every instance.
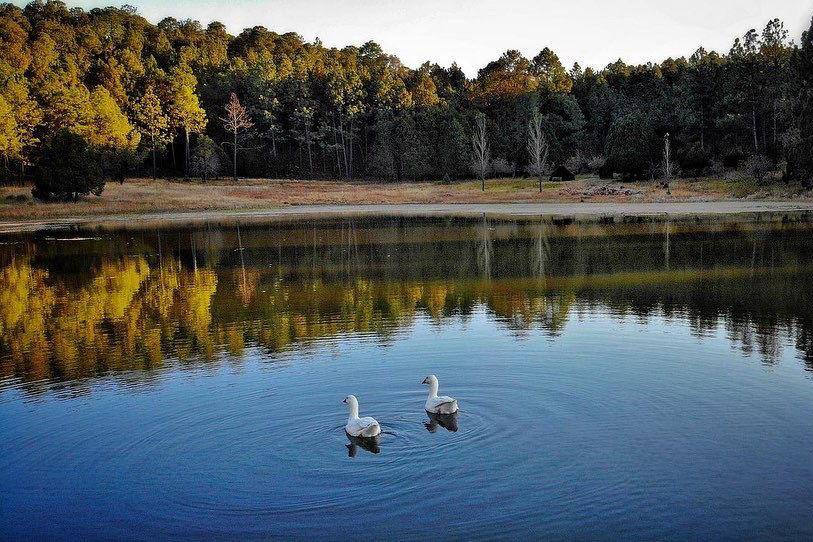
[133,86,170,179]
[168,64,207,178]
[87,86,139,149]
[0,95,21,172]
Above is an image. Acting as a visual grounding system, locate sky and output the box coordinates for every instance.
[16,0,813,75]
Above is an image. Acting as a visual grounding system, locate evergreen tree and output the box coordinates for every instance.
[32,130,106,201]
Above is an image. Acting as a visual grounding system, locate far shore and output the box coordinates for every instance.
[2,176,813,233]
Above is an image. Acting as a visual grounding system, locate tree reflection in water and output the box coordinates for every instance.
[2,217,813,394]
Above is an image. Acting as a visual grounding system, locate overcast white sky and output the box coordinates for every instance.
[18,0,813,75]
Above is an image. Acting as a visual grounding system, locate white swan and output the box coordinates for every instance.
[421,374,459,414]
[343,395,381,438]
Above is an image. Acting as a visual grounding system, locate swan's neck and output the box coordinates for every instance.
[347,403,359,419]
[427,381,439,398]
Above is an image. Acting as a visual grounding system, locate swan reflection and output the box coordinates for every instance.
[424,411,459,433]
[345,433,381,456]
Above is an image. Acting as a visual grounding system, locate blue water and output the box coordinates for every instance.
[2,218,813,539]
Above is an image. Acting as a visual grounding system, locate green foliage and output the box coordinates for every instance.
[189,135,224,180]
[32,130,106,201]
[367,112,431,181]
[678,142,711,174]
[604,113,656,179]
[786,16,813,185]
[430,107,469,181]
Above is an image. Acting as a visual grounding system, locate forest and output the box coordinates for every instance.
[1,1,813,199]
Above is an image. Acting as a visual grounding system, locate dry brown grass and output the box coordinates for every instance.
[0,176,809,222]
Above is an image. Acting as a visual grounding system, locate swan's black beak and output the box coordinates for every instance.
[342,398,347,404]
[421,377,428,385]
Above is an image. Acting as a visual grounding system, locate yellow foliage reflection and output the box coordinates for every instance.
[2,249,812,391]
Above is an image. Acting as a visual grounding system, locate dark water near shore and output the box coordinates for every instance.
[2,217,813,539]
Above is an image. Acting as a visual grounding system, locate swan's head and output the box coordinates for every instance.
[342,394,359,410]
[421,374,438,386]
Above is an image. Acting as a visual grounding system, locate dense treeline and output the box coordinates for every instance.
[1,1,812,198]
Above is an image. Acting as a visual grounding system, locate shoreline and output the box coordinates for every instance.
[2,200,813,233]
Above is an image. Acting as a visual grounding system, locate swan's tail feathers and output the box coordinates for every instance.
[362,421,381,438]
[438,399,459,414]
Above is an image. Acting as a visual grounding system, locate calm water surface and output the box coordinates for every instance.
[2,217,813,539]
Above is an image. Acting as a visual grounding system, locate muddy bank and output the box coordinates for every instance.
[2,201,813,233]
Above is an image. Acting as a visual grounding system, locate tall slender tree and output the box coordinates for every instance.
[471,113,490,190]
[133,87,169,179]
[527,109,549,192]
[220,93,253,181]
[168,64,207,178]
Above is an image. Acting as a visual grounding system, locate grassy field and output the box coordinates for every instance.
[0,175,810,222]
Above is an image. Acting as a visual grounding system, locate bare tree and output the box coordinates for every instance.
[527,110,550,193]
[221,93,254,181]
[663,132,672,194]
[471,113,490,191]
[476,213,493,279]
[532,223,550,279]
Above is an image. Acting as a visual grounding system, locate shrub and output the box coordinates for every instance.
[742,154,774,185]
[587,155,605,174]
[786,137,813,188]
[526,161,552,177]
[32,130,106,202]
[598,162,614,180]
[100,146,143,184]
[678,143,711,176]
[190,136,224,180]
[490,158,514,177]
[722,149,746,169]
[565,150,587,174]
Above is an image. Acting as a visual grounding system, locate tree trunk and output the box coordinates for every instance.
[333,117,342,177]
[339,115,348,179]
[305,122,313,174]
[700,111,705,151]
[348,119,355,179]
[151,134,157,180]
[184,128,190,179]
[234,130,238,181]
[752,109,758,153]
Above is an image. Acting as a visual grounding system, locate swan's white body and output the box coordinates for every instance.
[422,375,459,414]
[343,395,381,438]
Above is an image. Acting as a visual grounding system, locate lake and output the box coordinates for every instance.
[2,216,813,540]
